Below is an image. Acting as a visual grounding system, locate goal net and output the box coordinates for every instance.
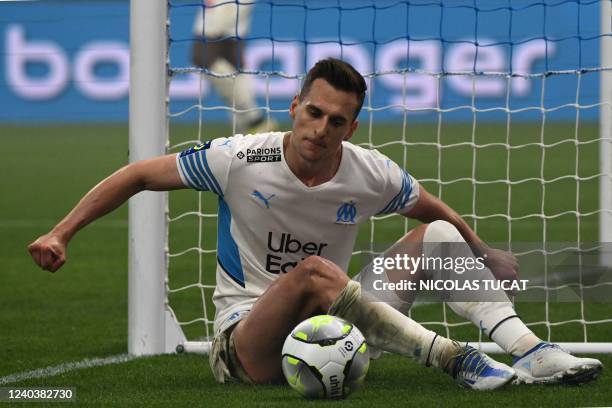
[129,0,612,355]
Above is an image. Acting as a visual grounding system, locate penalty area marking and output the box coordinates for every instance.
[0,354,138,385]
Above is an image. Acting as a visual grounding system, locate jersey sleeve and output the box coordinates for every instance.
[376,159,420,216]
[175,138,233,196]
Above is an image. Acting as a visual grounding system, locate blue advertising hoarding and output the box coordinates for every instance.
[0,0,604,123]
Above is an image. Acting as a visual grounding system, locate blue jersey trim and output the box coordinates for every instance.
[192,153,217,195]
[186,154,213,191]
[217,197,245,288]
[378,168,413,215]
[177,151,212,191]
[177,145,224,195]
[179,158,201,190]
[201,149,223,197]
[177,156,200,190]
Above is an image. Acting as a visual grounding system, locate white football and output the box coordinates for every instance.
[281,315,369,399]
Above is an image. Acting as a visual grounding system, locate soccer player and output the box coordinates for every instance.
[192,0,277,134]
[28,58,602,389]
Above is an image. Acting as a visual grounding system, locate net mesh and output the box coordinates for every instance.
[165,0,612,345]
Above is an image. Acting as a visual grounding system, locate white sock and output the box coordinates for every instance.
[422,220,541,357]
[490,320,541,357]
[208,58,261,132]
[329,281,462,374]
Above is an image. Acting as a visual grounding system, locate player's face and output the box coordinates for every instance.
[289,78,359,163]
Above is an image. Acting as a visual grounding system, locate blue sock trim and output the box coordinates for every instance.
[512,341,552,364]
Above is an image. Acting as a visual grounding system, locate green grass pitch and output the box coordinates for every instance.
[1,123,611,406]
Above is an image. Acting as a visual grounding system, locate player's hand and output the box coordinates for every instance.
[482,246,519,283]
[27,233,67,273]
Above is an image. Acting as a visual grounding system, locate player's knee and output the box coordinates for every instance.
[294,256,346,291]
[295,256,349,311]
[423,220,462,243]
[396,223,429,245]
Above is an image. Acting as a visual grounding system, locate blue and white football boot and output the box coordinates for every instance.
[512,342,603,385]
[452,345,516,390]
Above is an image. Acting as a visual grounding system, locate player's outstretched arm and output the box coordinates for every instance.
[28,154,185,273]
[404,184,518,281]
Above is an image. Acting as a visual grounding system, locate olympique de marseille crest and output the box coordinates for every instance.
[335,201,357,225]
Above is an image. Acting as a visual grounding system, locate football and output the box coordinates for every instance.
[281,315,369,399]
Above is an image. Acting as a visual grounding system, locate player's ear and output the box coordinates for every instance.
[289,95,299,119]
[343,119,359,141]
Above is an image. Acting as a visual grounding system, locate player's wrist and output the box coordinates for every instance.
[50,225,73,245]
[469,240,489,258]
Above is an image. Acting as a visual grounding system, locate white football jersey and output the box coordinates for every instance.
[176,132,420,333]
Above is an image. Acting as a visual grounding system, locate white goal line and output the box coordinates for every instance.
[0,354,138,385]
[177,341,612,355]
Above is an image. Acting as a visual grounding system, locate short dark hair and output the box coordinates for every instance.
[299,58,367,120]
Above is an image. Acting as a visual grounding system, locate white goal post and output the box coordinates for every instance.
[128,0,186,355]
[601,0,612,260]
[128,0,612,356]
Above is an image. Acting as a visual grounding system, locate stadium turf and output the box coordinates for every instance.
[1,124,610,406]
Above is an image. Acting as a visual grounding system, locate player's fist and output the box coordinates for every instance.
[483,246,519,283]
[27,233,67,273]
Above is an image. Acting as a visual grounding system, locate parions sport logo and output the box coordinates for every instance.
[265,232,328,274]
[238,147,281,162]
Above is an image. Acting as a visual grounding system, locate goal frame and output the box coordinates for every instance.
[128,0,185,355]
[128,0,612,356]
